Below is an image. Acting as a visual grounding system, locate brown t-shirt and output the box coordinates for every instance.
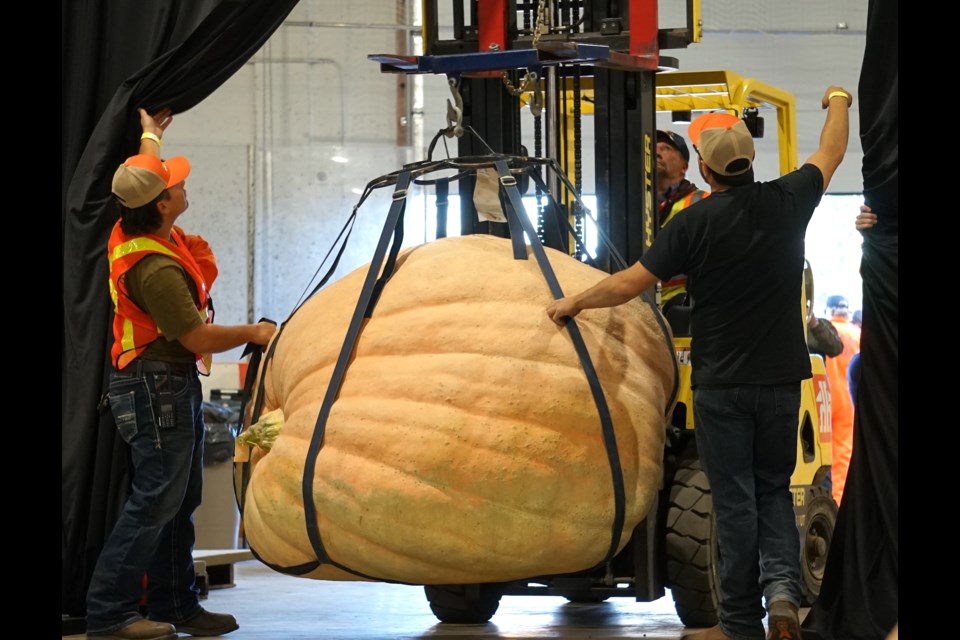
[123,254,205,363]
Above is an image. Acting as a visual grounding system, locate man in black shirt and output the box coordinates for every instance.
[547,85,852,640]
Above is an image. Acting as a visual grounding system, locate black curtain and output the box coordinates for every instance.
[808,0,898,637]
[62,0,299,618]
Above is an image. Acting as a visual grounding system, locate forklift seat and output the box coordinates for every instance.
[664,303,692,338]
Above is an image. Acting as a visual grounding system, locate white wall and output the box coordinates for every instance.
[656,31,866,191]
[165,0,869,359]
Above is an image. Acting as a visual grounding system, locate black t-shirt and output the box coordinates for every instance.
[641,164,824,387]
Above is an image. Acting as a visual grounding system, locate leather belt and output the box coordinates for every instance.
[115,359,197,377]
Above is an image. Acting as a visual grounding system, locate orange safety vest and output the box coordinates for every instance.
[660,188,709,305]
[107,223,213,371]
[825,318,861,504]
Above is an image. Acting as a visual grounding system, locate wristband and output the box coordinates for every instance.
[140,132,162,146]
[827,91,851,105]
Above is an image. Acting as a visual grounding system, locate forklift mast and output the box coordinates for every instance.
[372,2,798,276]
[372,0,693,269]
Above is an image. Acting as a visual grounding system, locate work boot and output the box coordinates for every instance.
[767,600,802,640]
[158,608,239,636]
[681,625,734,640]
[86,618,176,640]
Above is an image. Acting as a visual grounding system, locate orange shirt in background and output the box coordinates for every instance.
[826,317,861,504]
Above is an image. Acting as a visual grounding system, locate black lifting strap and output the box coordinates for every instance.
[235,209,360,520]
[494,160,626,563]
[435,179,449,239]
[301,171,412,569]
[234,325,285,517]
[527,167,680,417]
[235,345,312,589]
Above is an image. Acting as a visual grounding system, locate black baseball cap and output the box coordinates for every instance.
[657,130,690,162]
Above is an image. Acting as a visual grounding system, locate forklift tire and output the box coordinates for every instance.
[800,487,838,606]
[424,584,502,624]
[665,455,721,628]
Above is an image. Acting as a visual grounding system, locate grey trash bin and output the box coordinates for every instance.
[195,394,242,550]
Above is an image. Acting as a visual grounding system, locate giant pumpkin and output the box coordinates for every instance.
[239,233,675,585]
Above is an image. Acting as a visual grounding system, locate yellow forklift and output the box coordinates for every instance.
[369,0,837,626]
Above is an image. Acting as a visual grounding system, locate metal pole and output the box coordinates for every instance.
[545,66,560,218]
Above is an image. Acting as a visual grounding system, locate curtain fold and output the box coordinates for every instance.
[808,0,898,637]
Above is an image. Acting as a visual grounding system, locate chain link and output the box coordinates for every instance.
[501,0,548,99]
[531,0,548,47]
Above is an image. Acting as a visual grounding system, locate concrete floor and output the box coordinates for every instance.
[68,559,699,639]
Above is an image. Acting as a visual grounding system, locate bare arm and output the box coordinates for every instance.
[805,86,852,193]
[546,261,659,325]
[178,321,276,354]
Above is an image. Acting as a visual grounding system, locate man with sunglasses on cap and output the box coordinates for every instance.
[656,130,709,311]
[547,85,853,640]
[85,108,275,640]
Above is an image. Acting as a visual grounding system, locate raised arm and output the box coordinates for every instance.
[804,86,852,193]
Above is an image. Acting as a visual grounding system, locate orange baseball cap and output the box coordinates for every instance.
[112,154,191,208]
[687,112,754,177]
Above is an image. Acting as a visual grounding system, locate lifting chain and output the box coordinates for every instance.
[572,66,584,260]
[534,108,545,241]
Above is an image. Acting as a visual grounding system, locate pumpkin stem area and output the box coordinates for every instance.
[237,408,285,453]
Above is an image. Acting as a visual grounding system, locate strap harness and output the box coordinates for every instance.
[235,154,679,581]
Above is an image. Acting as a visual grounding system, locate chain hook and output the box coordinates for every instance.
[529,71,543,117]
[445,76,464,138]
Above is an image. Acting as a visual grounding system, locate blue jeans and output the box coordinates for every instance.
[693,383,802,640]
[85,363,205,634]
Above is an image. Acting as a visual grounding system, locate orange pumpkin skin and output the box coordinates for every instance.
[243,234,675,584]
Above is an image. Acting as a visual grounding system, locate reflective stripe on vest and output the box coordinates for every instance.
[108,223,211,370]
[661,189,708,229]
[660,190,708,304]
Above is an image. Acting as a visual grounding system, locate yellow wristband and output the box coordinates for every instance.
[140,132,162,146]
[827,91,851,105]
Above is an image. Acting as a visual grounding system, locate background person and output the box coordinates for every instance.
[823,294,861,505]
[656,130,709,312]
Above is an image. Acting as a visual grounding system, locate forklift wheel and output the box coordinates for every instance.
[800,487,838,605]
[665,455,721,628]
[424,584,502,624]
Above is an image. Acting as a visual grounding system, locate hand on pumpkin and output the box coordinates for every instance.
[546,297,580,325]
[179,320,276,354]
[252,321,277,346]
[546,263,659,326]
